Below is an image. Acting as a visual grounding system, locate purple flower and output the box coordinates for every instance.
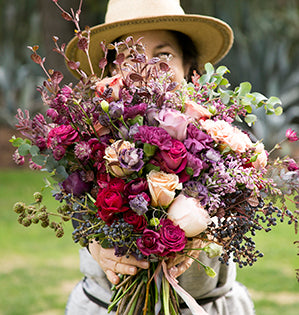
[124,102,147,120]
[186,152,204,177]
[74,141,92,161]
[109,101,124,119]
[129,194,149,215]
[119,147,144,172]
[62,171,91,196]
[134,125,172,150]
[184,124,213,154]
[136,229,165,256]
[184,181,209,206]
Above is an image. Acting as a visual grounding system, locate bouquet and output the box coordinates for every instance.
[11,2,298,314]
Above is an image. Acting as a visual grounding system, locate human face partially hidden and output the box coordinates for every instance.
[119,30,189,82]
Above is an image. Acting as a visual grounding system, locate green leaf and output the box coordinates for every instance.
[9,136,24,147]
[204,62,214,77]
[31,154,46,166]
[220,91,230,105]
[245,114,257,126]
[143,143,157,157]
[52,165,69,182]
[274,106,283,116]
[18,143,31,156]
[267,96,282,106]
[29,145,40,156]
[216,65,229,76]
[238,82,252,96]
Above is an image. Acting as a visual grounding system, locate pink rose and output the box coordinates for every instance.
[167,194,211,237]
[158,139,187,173]
[47,124,79,149]
[157,108,190,141]
[95,74,123,101]
[201,119,252,153]
[252,143,268,170]
[159,218,186,256]
[184,100,212,120]
[147,170,182,207]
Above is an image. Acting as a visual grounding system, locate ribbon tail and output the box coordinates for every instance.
[162,261,209,315]
[154,264,162,315]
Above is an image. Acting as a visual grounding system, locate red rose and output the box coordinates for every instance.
[158,139,187,173]
[95,187,129,223]
[123,210,147,232]
[159,218,186,256]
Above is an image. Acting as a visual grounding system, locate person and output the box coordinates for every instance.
[64,0,255,314]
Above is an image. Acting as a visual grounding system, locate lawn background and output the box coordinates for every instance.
[0,169,298,315]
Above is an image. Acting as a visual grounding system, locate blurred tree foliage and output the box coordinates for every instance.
[0,0,298,150]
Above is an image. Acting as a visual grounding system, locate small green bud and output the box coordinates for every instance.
[143,143,157,157]
[41,219,49,228]
[37,212,48,221]
[79,237,88,247]
[22,217,32,227]
[32,217,39,224]
[49,222,57,229]
[203,243,223,258]
[149,217,160,227]
[101,100,109,113]
[13,202,26,214]
[27,205,36,214]
[17,213,25,224]
[56,228,64,238]
[33,192,43,203]
[203,265,216,278]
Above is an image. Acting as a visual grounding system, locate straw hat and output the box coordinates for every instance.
[65,0,234,78]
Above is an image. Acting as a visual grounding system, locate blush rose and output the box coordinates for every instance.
[184,100,212,121]
[95,74,123,101]
[167,193,211,237]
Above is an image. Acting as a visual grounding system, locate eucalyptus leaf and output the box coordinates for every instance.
[245,114,257,126]
[274,106,283,116]
[29,145,40,156]
[238,82,252,96]
[18,143,31,156]
[31,154,46,166]
[52,165,68,182]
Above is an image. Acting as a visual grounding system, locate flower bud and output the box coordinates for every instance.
[22,217,32,227]
[56,228,64,238]
[13,202,25,214]
[150,217,160,227]
[203,243,223,258]
[101,100,110,113]
[32,217,39,224]
[41,219,49,228]
[33,192,43,203]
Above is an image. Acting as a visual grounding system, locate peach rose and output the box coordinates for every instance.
[201,119,253,153]
[184,100,212,120]
[95,74,123,101]
[147,170,182,207]
[252,143,268,170]
[167,194,211,237]
[104,140,135,177]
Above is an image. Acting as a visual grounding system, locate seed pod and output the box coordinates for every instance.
[22,218,32,227]
[41,219,49,228]
[56,228,64,238]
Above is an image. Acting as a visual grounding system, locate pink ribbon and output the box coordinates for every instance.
[162,261,209,315]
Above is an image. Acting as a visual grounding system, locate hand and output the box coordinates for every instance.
[89,240,149,285]
[167,238,206,278]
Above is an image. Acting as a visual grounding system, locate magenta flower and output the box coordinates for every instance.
[136,229,165,256]
[286,129,298,142]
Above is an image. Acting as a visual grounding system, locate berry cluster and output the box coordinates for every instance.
[209,190,298,267]
[13,192,70,238]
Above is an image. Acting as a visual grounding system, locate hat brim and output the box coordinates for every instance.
[65,14,233,78]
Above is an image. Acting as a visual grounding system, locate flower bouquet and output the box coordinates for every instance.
[11,2,298,314]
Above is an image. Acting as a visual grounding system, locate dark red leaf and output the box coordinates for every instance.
[61,12,72,21]
[77,37,88,51]
[166,82,178,92]
[129,73,143,82]
[68,60,80,70]
[30,53,42,65]
[115,53,125,65]
[51,71,64,84]
[98,58,107,70]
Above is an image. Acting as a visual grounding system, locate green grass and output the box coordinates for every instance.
[0,169,298,315]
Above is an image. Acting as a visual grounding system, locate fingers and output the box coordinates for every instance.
[169,256,194,278]
[88,241,149,284]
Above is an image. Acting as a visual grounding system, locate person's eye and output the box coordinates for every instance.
[157,52,173,59]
